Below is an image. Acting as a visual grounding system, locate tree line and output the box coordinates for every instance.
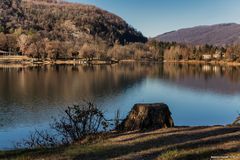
[163,43,240,62]
[0,31,165,61]
[1,30,240,62]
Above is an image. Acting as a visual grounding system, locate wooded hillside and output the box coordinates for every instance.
[1,0,147,44]
[0,0,152,60]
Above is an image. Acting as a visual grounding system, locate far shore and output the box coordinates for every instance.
[0,55,119,68]
[165,60,240,66]
[1,56,240,68]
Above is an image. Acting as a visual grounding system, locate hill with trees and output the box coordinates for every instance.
[0,0,153,61]
[155,23,240,46]
[20,0,147,45]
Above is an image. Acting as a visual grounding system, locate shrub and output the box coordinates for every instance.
[17,102,110,149]
[51,103,109,144]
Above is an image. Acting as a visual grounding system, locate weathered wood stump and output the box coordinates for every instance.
[118,103,174,131]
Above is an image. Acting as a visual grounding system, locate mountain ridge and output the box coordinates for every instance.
[154,23,240,46]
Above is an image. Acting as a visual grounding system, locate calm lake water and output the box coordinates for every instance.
[0,62,240,149]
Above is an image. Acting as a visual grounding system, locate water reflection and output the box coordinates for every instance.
[160,63,240,94]
[0,62,240,149]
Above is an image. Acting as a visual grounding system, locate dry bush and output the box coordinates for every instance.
[17,102,111,149]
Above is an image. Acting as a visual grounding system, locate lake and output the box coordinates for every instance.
[0,62,240,149]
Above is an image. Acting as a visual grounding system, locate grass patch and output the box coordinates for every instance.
[159,149,179,160]
[1,126,240,160]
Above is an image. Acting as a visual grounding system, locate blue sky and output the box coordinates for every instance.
[68,0,240,37]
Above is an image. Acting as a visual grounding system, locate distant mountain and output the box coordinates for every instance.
[154,23,240,46]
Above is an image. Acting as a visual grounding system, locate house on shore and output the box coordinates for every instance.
[213,51,224,59]
[202,51,224,60]
[202,54,211,60]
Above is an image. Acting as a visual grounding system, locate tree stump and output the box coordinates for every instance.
[118,103,174,131]
[233,116,240,125]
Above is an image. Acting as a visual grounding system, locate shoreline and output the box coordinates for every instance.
[164,60,240,66]
[1,56,240,68]
[1,125,239,159]
[0,56,119,68]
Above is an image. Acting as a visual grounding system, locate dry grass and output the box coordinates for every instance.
[1,126,240,160]
[0,56,30,60]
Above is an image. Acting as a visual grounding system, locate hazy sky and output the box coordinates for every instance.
[68,0,240,37]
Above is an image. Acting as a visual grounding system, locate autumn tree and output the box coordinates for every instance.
[25,34,47,59]
[66,43,80,59]
[45,41,62,60]
[18,34,30,54]
[80,43,96,61]
[225,45,240,61]
[0,33,7,51]
[94,42,109,60]
[164,46,180,60]
[6,34,19,54]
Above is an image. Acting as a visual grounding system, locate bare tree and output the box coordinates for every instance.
[80,43,96,61]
